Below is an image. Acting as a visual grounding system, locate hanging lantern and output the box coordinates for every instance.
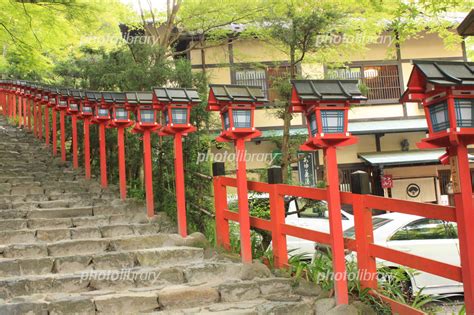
[290,80,366,150]
[153,87,200,134]
[207,84,266,141]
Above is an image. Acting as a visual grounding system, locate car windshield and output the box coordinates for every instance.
[343,218,392,239]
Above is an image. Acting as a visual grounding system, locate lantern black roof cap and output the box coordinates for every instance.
[70,89,84,100]
[413,60,474,86]
[50,87,60,94]
[209,84,267,103]
[291,79,367,101]
[59,88,70,96]
[125,91,153,104]
[84,91,102,102]
[102,92,126,104]
[153,87,201,103]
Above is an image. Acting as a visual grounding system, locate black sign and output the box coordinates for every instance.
[298,152,316,187]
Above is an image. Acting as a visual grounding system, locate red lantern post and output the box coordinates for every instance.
[8,81,15,121]
[106,92,132,200]
[13,81,21,124]
[23,84,31,130]
[154,87,201,237]
[18,82,25,128]
[207,84,266,263]
[90,93,113,188]
[56,89,70,162]
[67,90,83,169]
[402,60,474,313]
[41,87,51,147]
[0,80,7,116]
[34,86,44,139]
[24,82,32,131]
[82,92,99,180]
[291,79,366,305]
[127,92,159,217]
[47,88,59,156]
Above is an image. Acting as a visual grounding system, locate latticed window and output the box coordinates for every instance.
[233,110,251,128]
[321,110,344,133]
[140,109,155,123]
[235,69,268,97]
[223,111,230,130]
[309,112,318,136]
[115,108,128,120]
[429,102,449,132]
[455,99,474,128]
[98,108,109,117]
[327,65,401,102]
[171,108,187,124]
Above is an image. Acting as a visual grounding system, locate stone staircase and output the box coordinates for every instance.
[0,116,325,315]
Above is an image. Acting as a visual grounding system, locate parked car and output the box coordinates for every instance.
[342,212,462,295]
[283,198,354,257]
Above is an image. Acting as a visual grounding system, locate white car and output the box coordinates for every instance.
[343,212,462,295]
[284,207,354,258]
[228,194,354,258]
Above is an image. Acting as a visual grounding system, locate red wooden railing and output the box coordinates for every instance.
[213,176,461,314]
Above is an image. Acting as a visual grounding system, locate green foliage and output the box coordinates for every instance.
[284,250,439,314]
[0,0,132,79]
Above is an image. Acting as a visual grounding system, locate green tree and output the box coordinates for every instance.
[259,0,470,183]
[0,0,132,79]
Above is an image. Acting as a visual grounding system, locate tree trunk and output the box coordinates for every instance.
[280,47,296,183]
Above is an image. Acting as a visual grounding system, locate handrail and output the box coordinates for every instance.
[213,175,460,314]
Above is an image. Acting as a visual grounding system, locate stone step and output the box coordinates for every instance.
[0,245,204,277]
[0,203,137,219]
[0,232,203,259]
[0,192,117,203]
[0,212,171,233]
[0,261,245,300]
[0,276,303,315]
[0,223,162,248]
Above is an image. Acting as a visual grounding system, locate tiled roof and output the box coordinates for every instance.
[209,84,266,103]
[153,87,200,103]
[413,60,474,86]
[102,92,126,104]
[291,80,367,101]
[125,92,154,104]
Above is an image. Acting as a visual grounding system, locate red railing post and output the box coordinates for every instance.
[269,185,288,268]
[213,174,230,250]
[351,171,377,290]
[268,167,288,268]
[353,194,377,289]
[451,142,474,313]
